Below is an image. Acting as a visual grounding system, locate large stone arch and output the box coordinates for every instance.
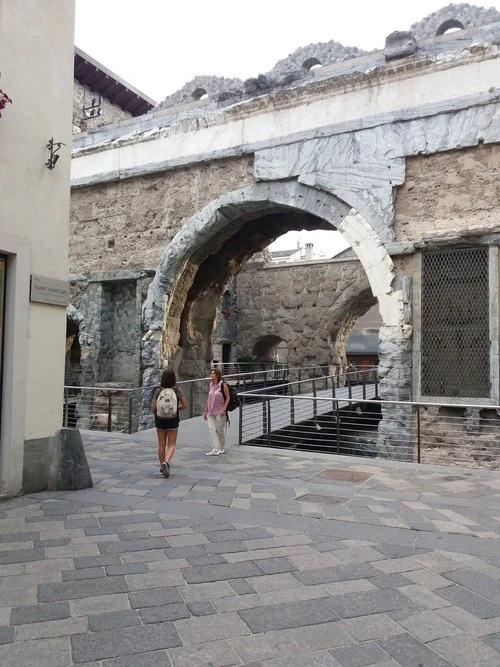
[141,180,410,453]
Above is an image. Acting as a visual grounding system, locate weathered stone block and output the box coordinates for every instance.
[46,428,93,492]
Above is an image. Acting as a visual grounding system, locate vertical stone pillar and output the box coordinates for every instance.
[377,323,414,460]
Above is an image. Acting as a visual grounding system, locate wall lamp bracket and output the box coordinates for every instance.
[46,138,66,170]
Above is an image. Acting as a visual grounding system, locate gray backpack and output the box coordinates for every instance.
[156,388,178,419]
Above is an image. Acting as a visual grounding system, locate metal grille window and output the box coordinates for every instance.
[421,247,489,397]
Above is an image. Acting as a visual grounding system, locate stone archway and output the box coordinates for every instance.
[142,181,410,454]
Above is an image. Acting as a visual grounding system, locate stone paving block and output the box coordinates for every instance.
[147,558,191,572]
[181,561,263,584]
[167,533,210,547]
[325,589,419,619]
[48,543,100,558]
[250,651,341,666]
[0,585,37,606]
[340,614,405,641]
[62,566,105,581]
[38,575,128,602]
[71,593,131,616]
[0,548,46,564]
[99,513,163,526]
[88,609,142,631]
[243,537,287,550]
[254,557,298,575]
[169,638,242,667]
[187,553,226,566]
[379,632,454,666]
[165,545,207,559]
[0,635,71,666]
[268,585,330,604]
[98,537,170,554]
[238,598,340,633]
[225,548,273,563]
[122,549,170,564]
[102,648,172,666]
[71,622,182,662]
[0,531,40,543]
[129,587,183,609]
[1,570,62,589]
[35,538,70,548]
[139,603,191,623]
[428,634,500,667]
[106,563,148,576]
[369,573,412,589]
[15,616,87,641]
[293,563,381,587]
[330,641,390,666]
[291,621,354,651]
[229,578,256,595]
[444,567,500,603]
[436,584,500,618]
[74,554,122,569]
[372,557,421,574]
[322,580,378,597]
[289,552,343,570]
[398,584,453,610]
[335,547,387,565]
[483,632,500,652]
[125,570,184,591]
[248,572,303,593]
[398,609,460,643]
[186,600,217,616]
[178,581,236,602]
[10,600,71,625]
[403,568,454,590]
[175,611,251,645]
[0,626,14,644]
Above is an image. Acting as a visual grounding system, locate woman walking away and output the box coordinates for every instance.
[204,367,230,456]
[152,369,187,477]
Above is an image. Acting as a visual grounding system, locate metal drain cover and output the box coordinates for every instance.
[296,493,347,505]
[313,469,372,484]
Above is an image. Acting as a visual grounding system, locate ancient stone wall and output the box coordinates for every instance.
[236,258,375,367]
[73,80,132,133]
[394,144,500,243]
[69,156,254,274]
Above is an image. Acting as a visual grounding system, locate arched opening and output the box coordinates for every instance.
[192,87,208,100]
[142,181,408,452]
[302,57,322,71]
[436,19,464,35]
[253,334,284,362]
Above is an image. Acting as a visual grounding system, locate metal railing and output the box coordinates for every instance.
[237,385,500,468]
[62,364,335,434]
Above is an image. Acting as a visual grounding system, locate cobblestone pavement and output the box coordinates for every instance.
[0,419,500,666]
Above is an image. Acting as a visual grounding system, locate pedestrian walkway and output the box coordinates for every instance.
[0,416,499,666]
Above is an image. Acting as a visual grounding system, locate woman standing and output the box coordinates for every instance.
[152,369,187,477]
[204,367,230,456]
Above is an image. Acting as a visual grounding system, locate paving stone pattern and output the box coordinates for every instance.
[0,421,499,665]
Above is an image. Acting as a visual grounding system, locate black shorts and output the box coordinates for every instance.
[155,416,180,431]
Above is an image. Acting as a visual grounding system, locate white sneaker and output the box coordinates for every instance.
[219,449,226,454]
[206,450,219,456]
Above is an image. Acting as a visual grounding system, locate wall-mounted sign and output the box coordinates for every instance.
[30,275,69,307]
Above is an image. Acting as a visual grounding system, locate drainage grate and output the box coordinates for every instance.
[313,469,372,484]
[296,493,347,505]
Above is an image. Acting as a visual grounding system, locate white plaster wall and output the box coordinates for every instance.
[72,53,500,184]
[0,0,75,493]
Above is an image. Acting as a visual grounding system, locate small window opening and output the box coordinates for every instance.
[436,19,464,36]
[107,238,115,249]
[302,57,322,71]
[192,88,208,100]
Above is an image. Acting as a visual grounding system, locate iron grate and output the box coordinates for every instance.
[312,469,372,483]
[421,247,489,398]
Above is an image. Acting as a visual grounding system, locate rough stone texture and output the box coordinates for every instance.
[46,428,93,492]
[154,75,244,112]
[69,156,254,274]
[394,144,500,244]
[411,3,500,41]
[237,257,374,367]
[73,80,132,133]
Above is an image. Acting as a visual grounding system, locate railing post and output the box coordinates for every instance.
[262,399,267,440]
[267,398,271,447]
[238,400,243,445]
[190,382,194,418]
[348,378,352,400]
[362,372,366,400]
[63,387,69,427]
[107,392,112,432]
[128,394,133,434]
[335,400,340,454]
[417,404,421,463]
[313,379,317,418]
[290,397,295,425]
[331,376,336,399]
